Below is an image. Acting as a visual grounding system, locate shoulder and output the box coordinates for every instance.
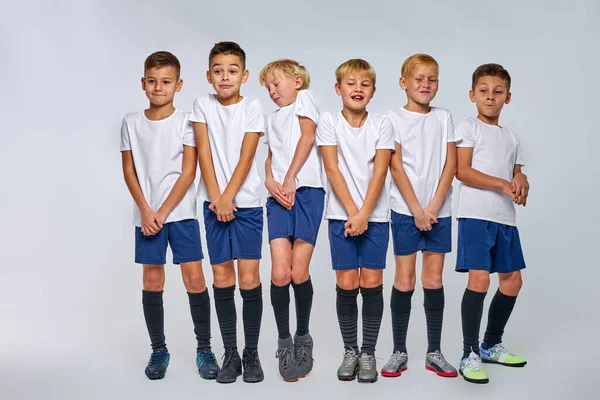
[431,107,452,120]
[123,111,143,123]
[244,97,263,112]
[456,117,478,131]
[193,93,215,107]
[318,111,335,124]
[297,89,317,104]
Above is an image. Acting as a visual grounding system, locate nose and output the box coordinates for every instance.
[155,82,163,92]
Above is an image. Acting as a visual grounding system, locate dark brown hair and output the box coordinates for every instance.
[472,63,511,91]
[144,51,181,79]
[208,41,246,69]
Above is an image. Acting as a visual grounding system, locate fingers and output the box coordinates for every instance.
[274,193,292,208]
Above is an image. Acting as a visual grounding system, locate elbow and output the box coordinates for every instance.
[455,167,466,182]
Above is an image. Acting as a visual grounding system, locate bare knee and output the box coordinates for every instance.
[467,271,490,292]
[181,266,206,293]
[213,263,236,288]
[421,273,443,289]
[336,270,359,290]
[499,271,523,296]
[238,261,261,290]
[143,265,165,291]
[290,266,309,285]
[359,269,383,288]
[394,272,416,292]
[271,265,292,286]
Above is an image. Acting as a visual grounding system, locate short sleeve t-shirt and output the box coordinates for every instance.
[316,112,395,222]
[456,117,525,226]
[387,107,458,218]
[264,89,324,190]
[189,94,265,207]
[120,109,197,226]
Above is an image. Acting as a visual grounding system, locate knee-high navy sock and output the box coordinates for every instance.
[483,289,517,349]
[423,286,445,353]
[292,277,314,337]
[270,281,290,339]
[188,289,211,351]
[461,288,487,358]
[390,287,413,353]
[360,285,384,355]
[213,285,237,349]
[142,290,167,351]
[336,285,359,351]
[240,284,263,351]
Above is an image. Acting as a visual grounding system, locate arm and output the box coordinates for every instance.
[512,164,529,206]
[156,145,197,223]
[390,142,435,230]
[320,145,359,218]
[281,116,317,205]
[193,122,221,202]
[425,142,457,216]
[265,147,292,209]
[345,149,392,236]
[456,147,516,201]
[121,151,161,235]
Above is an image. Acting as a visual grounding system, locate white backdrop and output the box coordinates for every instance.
[1,0,598,399]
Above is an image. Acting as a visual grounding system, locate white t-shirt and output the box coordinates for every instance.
[316,112,395,222]
[456,117,524,226]
[120,109,197,226]
[189,94,265,207]
[388,107,458,218]
[265,90,324,190]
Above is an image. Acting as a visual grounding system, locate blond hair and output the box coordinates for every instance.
[259,59,310,89]
[335,59,376,85]
[401,53,439,78]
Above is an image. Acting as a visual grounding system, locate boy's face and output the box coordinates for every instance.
[470,76,511,119]
[335,74,376,112]
[141,66,182,106]
[263,71,302,108]
[400,64,439,107]
[207,54,248,100]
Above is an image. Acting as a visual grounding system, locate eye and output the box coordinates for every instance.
[415,78,423,82]
[147,79,155,83]
[163,81,171,85]
[429,79,438,83]
[480,89,486,93]
[230,69,238,74]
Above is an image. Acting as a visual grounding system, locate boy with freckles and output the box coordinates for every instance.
[190,41,266,384]
[455,63,529,384]
[316,59,394,383]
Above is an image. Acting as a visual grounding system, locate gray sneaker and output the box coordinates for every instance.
[381,351,408,377]
[294,332,314,378]
[425,350,458,377]
[276,336,298,382]
[336,349,359,381]
[358,353,378,383]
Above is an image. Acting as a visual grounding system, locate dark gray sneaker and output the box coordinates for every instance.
[294,332,314,378]
[425,350,458,377]
[216,347,242,384]
[276,336,298,382]
[358,353,378,383]
[336,348,359,381]
[242,348,264,383]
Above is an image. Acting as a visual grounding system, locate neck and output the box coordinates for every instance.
[477,113,500,126]
[217,93,243,106]
[404,98,431,114]
[145,103,176,121]
[342,107,368,128]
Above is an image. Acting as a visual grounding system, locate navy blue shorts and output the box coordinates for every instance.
[328,220,389,270]
[456,218,526,274]
[267,187,325,246]
[203,202,263,265]
[391,211,452,255]
[135,219,203,265]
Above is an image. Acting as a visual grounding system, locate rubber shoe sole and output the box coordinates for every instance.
[425,365,458,377]
[482,359,527,367]
[381,365,407,378]
[459,369,489,384]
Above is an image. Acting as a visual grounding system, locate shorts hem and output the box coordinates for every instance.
[233,253,262,261]
[135,258,166,265]
[173,255,204,264]
[293,235,317,246]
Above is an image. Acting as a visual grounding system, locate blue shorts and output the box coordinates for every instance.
[391,211,452,255]
[328,220,389,270]
[203,202,263,265]
[135,219,203,265]
[456,218,526,274]
[267,187,325,246]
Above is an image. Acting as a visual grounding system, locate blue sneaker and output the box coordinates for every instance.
[197,348,220,379]
[145,348,170,380]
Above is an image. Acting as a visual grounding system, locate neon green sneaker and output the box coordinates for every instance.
[480,343,527,367]
[459,352,489,384]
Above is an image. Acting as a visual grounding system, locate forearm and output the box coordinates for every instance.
[456,166,506,190]
[123,170,152,213]
[286,133,314,180]
[157,172,195,216]
[360,172,387,216]
[325,167,359,216]
[265,150,274,180]
[198,154,221,201]
[429,148,457,210]
[391,167,423,215]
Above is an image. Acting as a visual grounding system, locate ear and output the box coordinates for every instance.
[505,91,512,104]
[241,69,249,84]
[371,85,377,97]
[206,70,212,84]
[141,77,146,90]
[294,75,303,89]
[334,82,341,96]
[176,78,183,93]
[469,89,476,103]
[399,77,407,90]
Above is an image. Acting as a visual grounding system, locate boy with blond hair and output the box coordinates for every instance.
[317,59,394,383]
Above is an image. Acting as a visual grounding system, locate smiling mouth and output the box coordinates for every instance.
[351,94,364,100]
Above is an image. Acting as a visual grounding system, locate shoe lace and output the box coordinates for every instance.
[244,349,260,370]
[359,354,374,370]
[466,352,482,371]
[221,349,237,369]
[341,349,358,368]
[429,351,450,368]
[296,344,313,366]
[149,350,168,366]
[276,347,294,369]
[198,349,217,365]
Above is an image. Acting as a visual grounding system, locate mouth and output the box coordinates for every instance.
[350,94,364,101]
[419,90,431,94]
[219,85,233,89]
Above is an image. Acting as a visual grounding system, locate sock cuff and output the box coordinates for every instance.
[464,288,487,299]
[142,290,163,305]
[360,284,383,296]
[496,288,518,300]
[336,285,359,297]
[291,277,314,298]
[213,284,236,300]
[270,281,291,291]
[240,283,262,299]
[187,289,210,306]
[423,286,444,294]
[423,286,444,309]
[392,286,415,297]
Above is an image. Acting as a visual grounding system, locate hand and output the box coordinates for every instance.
[414,208,435,231]
[281,175,297,208]
[500,180,518,202]
[209,195,237,222]
[265,177,293,209]
[141,209,162,236]
[423,204,439,225]
[344,210,369,237]
[511,173,529,206]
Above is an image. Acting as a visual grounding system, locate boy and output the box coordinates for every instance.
[455,63,529,384]
[259,59,324,382]
[190,42,265,384]
[316,59,394,383]
[382,54,458,378]
[120,51,218,380]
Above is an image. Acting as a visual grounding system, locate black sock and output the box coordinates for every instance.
[213,285,237,349]
[188,290,211,351]
[336,285,359,351]
[483,289,517,349]
[390,287,413,353]
[360,285,384,355]
[292,277,314,337]
[142,290,166,351]
[240,284,263,351]
[423,286,445,353]
[461,288,487,358]
[270,282,290,339]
